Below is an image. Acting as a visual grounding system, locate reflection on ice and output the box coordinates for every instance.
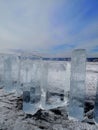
[41,61,70,110]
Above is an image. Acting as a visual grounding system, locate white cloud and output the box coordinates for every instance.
[0,0,98,57]
[0,0,66,50]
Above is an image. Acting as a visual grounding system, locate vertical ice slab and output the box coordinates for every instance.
[94,78,98,124]
[68,49,86,121]
[64,62,71,100]
[4,54,20,93]
[18,53,42,93]
[12,55,21,93]
[20,52,42,114]
[0,54,5,88]
[40,61,48,109]
[15,55,21,96]
[17,53,36,95]
[4,55,12,92]
[42,61,68,110]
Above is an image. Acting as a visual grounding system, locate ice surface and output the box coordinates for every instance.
[41,61,70,110]
[69,49,86,121]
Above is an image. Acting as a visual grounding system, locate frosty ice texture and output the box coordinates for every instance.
[46,88,64,104]
[17,54,35,94]
[43,61,68,110]
[23,84,41,114]
[64,62,71,99]
[30,85,41,103]
[4,56,13,92]
[19,53,41,91]
[0,55,5,88]
[94,79,98,124]
[40,61,48,108]
[69,49,86,121]
[3,55,20,92]
[20,57,32,84]
[23,91,30,103]
[21,53,42,114]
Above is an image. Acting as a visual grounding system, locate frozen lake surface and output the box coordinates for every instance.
[0,61,98,130]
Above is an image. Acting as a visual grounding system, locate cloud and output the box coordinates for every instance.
[0,0,64,49]
[0,0,98,57]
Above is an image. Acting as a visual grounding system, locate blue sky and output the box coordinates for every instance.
[0,0,98,57]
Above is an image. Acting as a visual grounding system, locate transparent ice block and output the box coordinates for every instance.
[64,62,71,100]
[68,49,86,121]
[40,61,48,108]
[4,55,13,92]
[41,61,69,110]
[0,54,5,88]
[23,91,30,103]
[17,53,41,96]
[4,54,20,93]
[20,53,42,114]
[23,82,41,114]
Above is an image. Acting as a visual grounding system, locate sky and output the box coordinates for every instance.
[0,0,98,57]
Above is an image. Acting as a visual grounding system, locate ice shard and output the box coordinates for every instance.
[42,61,68,110]
[94,77,98,124]
[68,49,86,121]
